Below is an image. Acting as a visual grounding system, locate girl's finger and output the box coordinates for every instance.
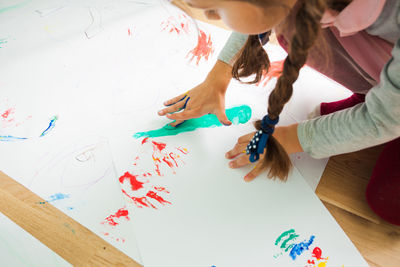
[166,108,200,121]
[244,162,264,182]
[238,132,256,144]
[225,133,255,159]
[228,154,251,169]
[225,141,247,159]
[169,119,185,127]
[163,93,188,106]
[158,99,187,116]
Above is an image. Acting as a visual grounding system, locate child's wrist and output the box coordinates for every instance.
[274,124,303,154]
[205,60,232,91]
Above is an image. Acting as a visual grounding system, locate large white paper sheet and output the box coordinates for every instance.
[1,0,360,265]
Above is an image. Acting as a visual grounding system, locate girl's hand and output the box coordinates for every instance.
[158,60,233,127]
[225,124,303,181]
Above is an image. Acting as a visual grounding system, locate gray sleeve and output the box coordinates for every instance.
[297,39,400,158]
[218,32,248,66]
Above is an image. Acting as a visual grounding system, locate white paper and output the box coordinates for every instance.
[1,0,362,266]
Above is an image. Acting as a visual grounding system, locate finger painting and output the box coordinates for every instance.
[0,1,368,266]
[134,105,252,138]
[0,101,56,141]
[117,138,189,211]
[161,14,190,35]
[187,29,214,65]
[273,229,335,267]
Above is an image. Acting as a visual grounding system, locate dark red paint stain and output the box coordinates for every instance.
[119,171,144,191]
[187,30,214,65]
[146,190,171,205]
[103,207,130,226]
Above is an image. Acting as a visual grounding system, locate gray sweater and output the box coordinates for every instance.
[218,0,400,158]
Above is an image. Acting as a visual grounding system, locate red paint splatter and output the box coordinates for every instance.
[128,28,131,35]
[102,207,130,226]
[187,30,214,65]
[119,171,144,191]
[307,260,316,264]
[257,60,284,87]
[162,157,174,168]
[122,189,157,209]
[176,147,188,154]
[152,141,166,152]
[161,15,190,35]
[154,186,170,193]
[169,153,179,167]
[102,232,126,243]
[146,190,171,205]
[142,137,149,144]
[312,247,327,260]
[1,108,14,119]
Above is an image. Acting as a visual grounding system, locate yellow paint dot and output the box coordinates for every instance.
[317,261,327,267]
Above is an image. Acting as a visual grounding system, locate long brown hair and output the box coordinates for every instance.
[171,0,351,180]
[232,0,351,180]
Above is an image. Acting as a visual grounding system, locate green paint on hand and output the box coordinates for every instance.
[134,105,252,139]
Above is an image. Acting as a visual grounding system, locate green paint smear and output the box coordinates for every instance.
[0,0,32,15]
[280,233,299,249]
[275,229,296,246]
[134,105,252,139]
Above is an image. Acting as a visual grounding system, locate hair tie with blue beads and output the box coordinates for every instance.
[246,115,279,163]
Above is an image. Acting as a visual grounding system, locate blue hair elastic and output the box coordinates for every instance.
[258,31,271,46]
[246,114,279,163]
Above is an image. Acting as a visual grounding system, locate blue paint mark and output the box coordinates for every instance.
[47,193,69,203]
[67,207,74,210]
[39,115,58,137]
[289,235,315,260]
[0,135,28,142]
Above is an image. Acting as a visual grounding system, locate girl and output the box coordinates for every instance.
[158,0,400,225]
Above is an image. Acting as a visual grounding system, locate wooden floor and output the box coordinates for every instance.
[318,146,400,267]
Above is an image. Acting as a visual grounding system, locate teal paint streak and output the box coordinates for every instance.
[275,229,295,246]
[0,0,32,15]
[280,233,299,249]
[134,105,252,139]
